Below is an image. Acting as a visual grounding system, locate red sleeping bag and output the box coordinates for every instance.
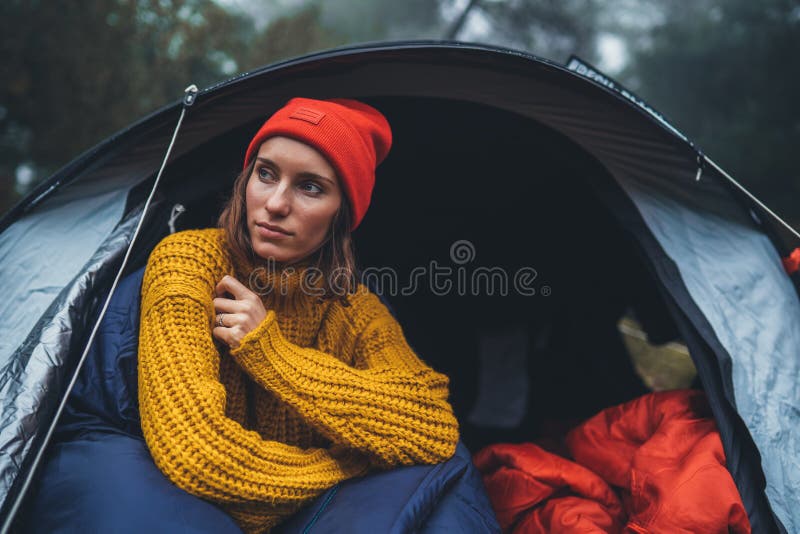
[474,390,751,533]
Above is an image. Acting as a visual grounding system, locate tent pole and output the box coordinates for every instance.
[0,85,200,534]
[703,155,800,243]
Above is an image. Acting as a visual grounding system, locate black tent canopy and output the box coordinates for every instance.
[1,42,798,533]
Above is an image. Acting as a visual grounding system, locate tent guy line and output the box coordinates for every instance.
[704,155,800,242]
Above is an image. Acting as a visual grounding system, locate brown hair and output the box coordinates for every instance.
[217,157,359,303]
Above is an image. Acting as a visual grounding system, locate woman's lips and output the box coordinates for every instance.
[255,223,292,239]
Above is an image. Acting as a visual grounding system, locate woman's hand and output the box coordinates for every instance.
[212,275,268,349]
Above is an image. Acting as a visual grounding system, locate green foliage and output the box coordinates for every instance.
[0,0,255,212]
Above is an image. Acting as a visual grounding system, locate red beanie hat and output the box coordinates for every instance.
[242,97,392,230]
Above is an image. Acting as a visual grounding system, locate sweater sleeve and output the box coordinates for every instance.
[137,230,367,512]
[229,287,460,468]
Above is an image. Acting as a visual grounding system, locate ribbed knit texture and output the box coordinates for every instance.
[138,228,459,533]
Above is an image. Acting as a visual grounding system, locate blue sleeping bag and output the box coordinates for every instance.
[22,267,499,533]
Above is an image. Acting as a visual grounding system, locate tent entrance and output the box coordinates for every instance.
[15,94,778,531]
[356,97,690,450]
[120,97,696,451]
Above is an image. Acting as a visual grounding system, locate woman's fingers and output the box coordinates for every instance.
[215,275,254,301]
[213,296,245,313]
[213,275,268,348]
[212,325,239,349]
[213,312,245,328]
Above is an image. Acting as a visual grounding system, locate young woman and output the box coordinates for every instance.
[137,97,460,532]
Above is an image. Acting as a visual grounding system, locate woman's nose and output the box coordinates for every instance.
[265,182,291,216]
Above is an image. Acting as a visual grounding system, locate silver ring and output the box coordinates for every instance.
[217,313,225,328]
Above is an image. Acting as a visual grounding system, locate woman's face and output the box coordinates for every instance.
[245,136,342,264]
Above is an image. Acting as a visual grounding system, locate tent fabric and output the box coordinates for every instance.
[558,59,800,527]
[0,187,128,364]
[0,42,796,532]
[0,203,142,500]
[613,165,800,527]
[588,171,781,534]
[21,267,499,533]
[541,78,800,524]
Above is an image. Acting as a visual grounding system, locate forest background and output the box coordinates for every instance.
[2,0,798,228]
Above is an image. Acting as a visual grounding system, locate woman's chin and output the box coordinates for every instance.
[253,243,295,264]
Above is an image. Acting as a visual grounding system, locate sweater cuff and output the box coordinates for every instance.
[230,309,278,356]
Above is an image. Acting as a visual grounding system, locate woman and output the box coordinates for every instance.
[138,97,460,533]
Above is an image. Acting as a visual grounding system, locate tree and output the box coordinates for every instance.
[466,0,604,63]
[623,0,800,220]
[0,0,255,213]
[240,4,350,68]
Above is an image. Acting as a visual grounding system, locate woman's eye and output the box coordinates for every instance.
[258,167,275,180]
[301,182,323,194]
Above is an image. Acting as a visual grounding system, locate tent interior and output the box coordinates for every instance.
[119,95,693,452]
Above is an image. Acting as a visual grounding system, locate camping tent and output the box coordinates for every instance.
[0,42,798,533]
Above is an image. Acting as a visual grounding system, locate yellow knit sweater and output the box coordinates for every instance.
[138,228,459,533]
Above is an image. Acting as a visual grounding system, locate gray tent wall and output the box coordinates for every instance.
[0,43,797,532]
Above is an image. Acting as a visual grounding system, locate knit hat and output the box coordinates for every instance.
[243,97,393,231]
